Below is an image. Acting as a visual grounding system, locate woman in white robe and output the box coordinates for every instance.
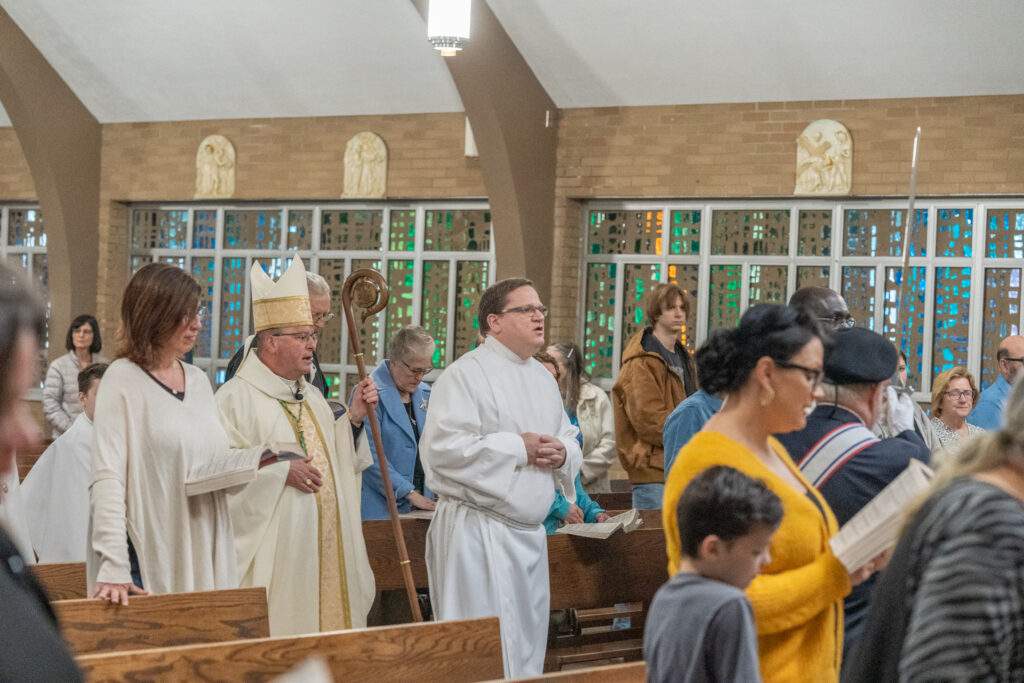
[89,264,272,604]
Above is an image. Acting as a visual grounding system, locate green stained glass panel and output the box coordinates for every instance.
[389,210,417,252]
[316,259,346,365]
[669,210,700,255]
[708,264,742,334]
[320,210,383,251]
[798,210,832,256]
[385,260,415,355]
[424,210,491,252]
[748,265,788,306]
[620,263,662,356]
[347,259,382,366]
[582,263,616,380]
[454,261,489,359]
[667,263,699,349]
[796,266,830,291]
[711,209,789,255]
[420,261,451,367]
[588,210,663,255]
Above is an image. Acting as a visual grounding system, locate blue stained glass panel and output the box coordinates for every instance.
[936,208,973,257]
[842,266,876,332]
[191,257,215,358]
[193,210,217,249]
[981,268,1021,389]
[932,266,971,382]
[219,257,247,358]
[225,210,280,250]
[985,209,1024,259]
[844,208,928,257]
[883,266,927,390]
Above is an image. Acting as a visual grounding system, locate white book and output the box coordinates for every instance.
[183,444,300,497]
[829,458,934,572]
[555,508,644,540]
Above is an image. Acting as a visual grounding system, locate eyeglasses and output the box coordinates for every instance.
[1002,356,1024,366]
[312,312,336,325]
[185,307,207,324]
[396,358,434,376]
[499,304,548,318]
[817,314,856,330]
[272,330,320,344]
[775,360,824,387]
[945,389,975,401]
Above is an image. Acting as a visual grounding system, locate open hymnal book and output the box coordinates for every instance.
[829,458,934,572]
[555,508,644,540]
[184,442,303,497]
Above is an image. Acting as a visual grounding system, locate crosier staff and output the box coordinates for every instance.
[341,268,423,622]
[892,127,922,391]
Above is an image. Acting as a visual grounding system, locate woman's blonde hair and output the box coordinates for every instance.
[925,376,1024,501]
[930,365,979,418]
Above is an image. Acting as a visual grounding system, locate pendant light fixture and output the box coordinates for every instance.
[427,0,471,57]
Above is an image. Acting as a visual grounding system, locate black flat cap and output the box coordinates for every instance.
[824,327,898,385]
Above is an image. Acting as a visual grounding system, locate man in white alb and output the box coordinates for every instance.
[421,277,582,678]
[216,258,376,635]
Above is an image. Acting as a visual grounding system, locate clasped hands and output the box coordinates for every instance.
[521,432,566,469]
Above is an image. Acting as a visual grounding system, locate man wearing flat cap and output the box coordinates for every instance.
[776,326,931,670]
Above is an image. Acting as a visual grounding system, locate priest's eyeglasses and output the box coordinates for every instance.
[499,304,548,318]
[775,360,823,388]
[272,330,320,344]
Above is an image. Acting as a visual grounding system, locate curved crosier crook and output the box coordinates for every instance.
[341,268,388,324]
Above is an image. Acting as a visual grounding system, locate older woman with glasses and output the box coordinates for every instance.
[360,325,437,520]
[930,366,986,465]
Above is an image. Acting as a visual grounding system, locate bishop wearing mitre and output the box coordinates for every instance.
[216,257,376,634]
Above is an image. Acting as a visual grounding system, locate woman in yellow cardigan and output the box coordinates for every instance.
[662,304,876,683]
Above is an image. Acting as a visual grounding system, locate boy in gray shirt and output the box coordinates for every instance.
[644,466,783,683]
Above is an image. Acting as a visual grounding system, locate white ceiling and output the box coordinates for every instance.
[488,0,1024,107]
[0,0,1022,126]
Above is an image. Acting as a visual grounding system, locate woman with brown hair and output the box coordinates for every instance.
[90,264,279,605]
[930,365,986,465]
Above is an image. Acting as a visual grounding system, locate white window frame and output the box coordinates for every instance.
[129,201,495,397]
[580,197,1024,402]
[1,204,47,400]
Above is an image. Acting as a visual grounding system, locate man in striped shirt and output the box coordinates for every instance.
[776,327,931,668]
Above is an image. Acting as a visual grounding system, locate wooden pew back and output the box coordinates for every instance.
[514,661,646,681]
[32,561,87,600]
[55,586,269,654]
[77,617,503,683]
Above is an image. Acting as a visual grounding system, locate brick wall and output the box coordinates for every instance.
[547,94,1024,342]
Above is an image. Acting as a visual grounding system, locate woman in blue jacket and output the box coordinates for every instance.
[360,326,436,520]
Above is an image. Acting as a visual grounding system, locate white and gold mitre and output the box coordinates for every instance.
[250,258,312,332]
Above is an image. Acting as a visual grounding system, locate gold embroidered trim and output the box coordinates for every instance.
[253,295,312,332]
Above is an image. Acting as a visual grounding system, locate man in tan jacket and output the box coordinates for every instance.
[612,283,697,509]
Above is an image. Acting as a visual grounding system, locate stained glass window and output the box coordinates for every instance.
[582,263,616,379]
[588,210,663,255]
[193,210,217,249]
[320,210,383,251]
[620,263,662,354]
[842,267,877,331]
[708,264,743,333]
[454,261,489,358]
[932,266,971,379]
[936,208,973,258]
[420,261,451,367]
[7,209,45,247]
[883,267,927,390]
[316,259,346,365]
[425,209,491,252]
[985,209,1024,259]
[796,266,830,290]
[981,268,1021,389]
[219,257,247,358]
[669,210,701,255]
[131,209,187,250]
[710,209,789,255]
[748,266,788,306]
[385,260,415,354]
[389,210,417,252]
[224,210,280,250]
[191,257,215,358]
[286,209,313,251]
[667,264,699,348]
[347,259,383,366]
[844,208,928,257]
[798,210,832,256]
[322,372,342,401]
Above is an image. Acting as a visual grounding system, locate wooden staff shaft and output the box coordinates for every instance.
[893,127,922,387]
[342,273,423,622]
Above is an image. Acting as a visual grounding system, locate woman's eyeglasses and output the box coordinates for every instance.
[944,389,975,401]
[775,360,824,388]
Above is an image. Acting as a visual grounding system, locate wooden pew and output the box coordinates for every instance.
[512,661,646,681]
[590,492,632,511]
[16,439,51,481]
[54,586,269,654]
[77,617,503,682]
[32,561,87,600]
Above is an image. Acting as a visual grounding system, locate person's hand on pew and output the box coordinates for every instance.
[522,433,566,469]
[92,581,147,606]
[564,505,584,525]
[286,458,322,494]
[407,491,436,511]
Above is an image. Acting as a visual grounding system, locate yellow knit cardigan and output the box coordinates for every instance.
[662,430,851,683]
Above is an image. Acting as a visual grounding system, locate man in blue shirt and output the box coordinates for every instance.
[969,335,1024,430]
[663,390,722,477]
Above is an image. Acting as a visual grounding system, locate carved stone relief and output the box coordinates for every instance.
[194,134,236,199]
[794,120,852,196]
[343,132,387,198]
